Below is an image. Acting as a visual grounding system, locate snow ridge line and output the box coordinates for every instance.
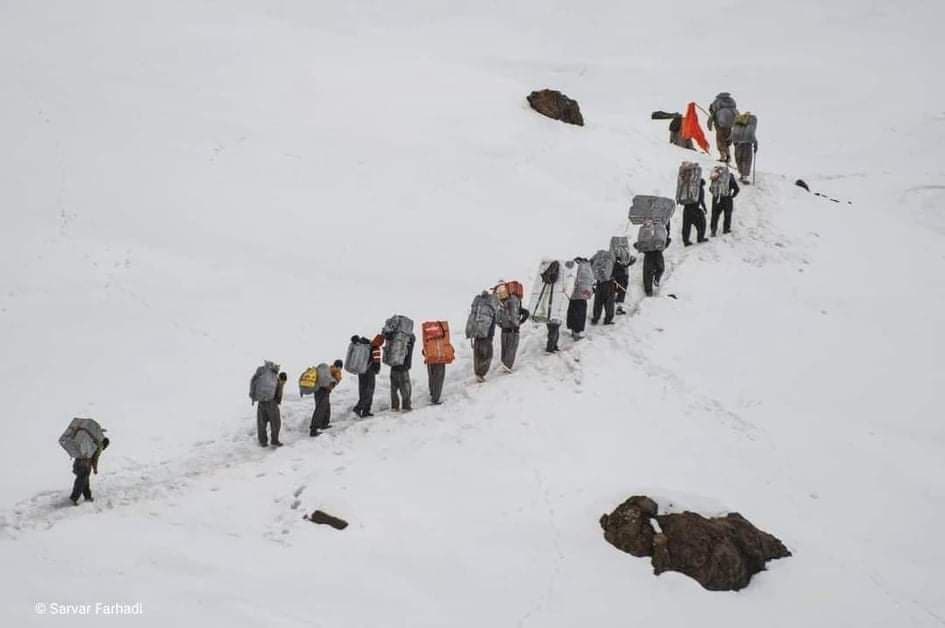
[0,172,794,541]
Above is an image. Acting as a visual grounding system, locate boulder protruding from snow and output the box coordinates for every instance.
[304,510,349,530]
[599,495,657,557]
[600,497,791,591]
[527,89,584,126]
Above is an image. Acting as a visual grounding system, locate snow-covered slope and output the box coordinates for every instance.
[2,1,944,626]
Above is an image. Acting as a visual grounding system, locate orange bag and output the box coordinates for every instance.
[494,281,524,301]
[422,321,455,365]
[506,281,524,299]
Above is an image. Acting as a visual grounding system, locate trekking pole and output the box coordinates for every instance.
[752,145,757,186]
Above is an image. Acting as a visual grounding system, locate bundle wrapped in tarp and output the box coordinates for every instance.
[59,418,105,459]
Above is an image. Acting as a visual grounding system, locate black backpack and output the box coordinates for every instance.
[540,261,560,284]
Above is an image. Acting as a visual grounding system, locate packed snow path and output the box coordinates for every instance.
[1,167,786,539]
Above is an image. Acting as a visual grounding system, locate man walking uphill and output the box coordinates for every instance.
[310,360,343,436]
[70,437,110,505]
[708,92,738,163]
[250,360,283,447]
[390,336,415,411]
[682,179,709,246]
[732,111,759,184]
[354,335,383,418]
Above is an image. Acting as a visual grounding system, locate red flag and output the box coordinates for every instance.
[681,102,710,153]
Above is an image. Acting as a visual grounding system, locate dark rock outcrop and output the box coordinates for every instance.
[527,89,584,126]
[600,495,657,557]
[600,497,790,591]
[304,510,348,530]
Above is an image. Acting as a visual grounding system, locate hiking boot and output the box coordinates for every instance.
[431,400,443,406]
[616,306,626,315]
[603,321,615,326]
[683,241,692,247]
[271,441,284,447]
[362,411,374,417]
[259,441,269,447]
[698,237,708,243]
[590,319,599,325]
[70,497,79,506]
[402,406,413,412]
[309,430,320,437]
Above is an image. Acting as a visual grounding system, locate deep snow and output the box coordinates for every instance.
[2,1,944,626]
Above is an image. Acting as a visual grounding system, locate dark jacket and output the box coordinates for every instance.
[713,177,741,209]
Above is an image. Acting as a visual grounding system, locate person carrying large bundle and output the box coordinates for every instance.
[304,360,343,436]
[568,257,594,340]
[59,418,111,505]
[494,281,529,372]
[677,162,708,246]
[348,335,381,418]
[466,291,499,382]
[529,259,576,353]
[251,360,284,447]
[383,315,416,411]
[421,321,455,405]
[629,195,675,298]
[731,112,759,184]
[590,249,617,325]
[709,165,741,236]
[708,92,738,163]
[609,236,636,315]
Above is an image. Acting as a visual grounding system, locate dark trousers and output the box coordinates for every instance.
[390,368,412,410]
[257,399,281,445]
[566,299,588,333]
[682,205,707,244]
[734,143,754,178]
[592,280,616,324]
[473,337,493,378]
[711,197,733,234]
[427,363,445,403]
[355,371,376,416]
[70,459,92,502]
[546,322,560,352]
[500,328,520,369]
[643,251,665,296]
[716,126,732,161]
[310,388,331,432]
[614,266,629,304]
